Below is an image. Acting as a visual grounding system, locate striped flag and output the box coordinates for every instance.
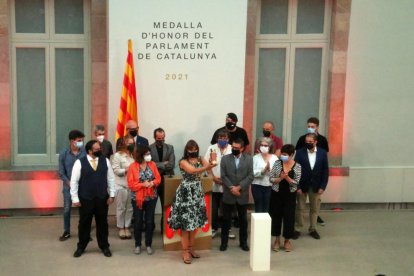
[115,39,138,141]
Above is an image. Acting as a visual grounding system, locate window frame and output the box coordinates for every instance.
[10,0,91,166]
[253,0,331,144]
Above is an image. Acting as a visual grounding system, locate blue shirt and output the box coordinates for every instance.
[58,146,86,184]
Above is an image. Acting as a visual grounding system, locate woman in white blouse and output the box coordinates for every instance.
[252,137,278,213]
[111,135,135,239]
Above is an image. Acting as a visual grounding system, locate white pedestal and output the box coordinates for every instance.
[250,212,271,271]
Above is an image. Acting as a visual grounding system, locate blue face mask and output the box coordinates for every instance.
[307,127,316,134]
[280,155,289,163]
[75,141,83,148]
[217,139,228,148]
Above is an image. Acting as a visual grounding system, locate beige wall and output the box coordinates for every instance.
[323,0,414,203]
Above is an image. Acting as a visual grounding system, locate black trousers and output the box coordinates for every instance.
[212,192,223,230]
[269,187,296,239]
[78,197,109,250]
[221,202,247,246]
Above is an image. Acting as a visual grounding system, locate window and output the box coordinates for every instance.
[11,0,90,166]
[255,0,331,144]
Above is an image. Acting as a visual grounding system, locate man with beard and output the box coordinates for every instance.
[149,127,175,233]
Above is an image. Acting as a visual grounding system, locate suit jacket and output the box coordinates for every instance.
[220,153,254,205]
[149,142,175,176]
[294,147,329,193]
[135,135,149,147]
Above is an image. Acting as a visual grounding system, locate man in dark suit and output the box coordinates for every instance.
[294,133,329,240]
[295,117,329,226]
[220,138,254,251]
[70,140,115,257]
[116,120,148,150]
[149,127,175,232]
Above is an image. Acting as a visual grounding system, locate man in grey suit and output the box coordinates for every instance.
[149,128,175,232]
[220,138,254,251]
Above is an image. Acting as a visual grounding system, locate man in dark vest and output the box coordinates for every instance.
[70,140,116,257]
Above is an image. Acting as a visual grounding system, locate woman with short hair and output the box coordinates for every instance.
[127,144,161,255]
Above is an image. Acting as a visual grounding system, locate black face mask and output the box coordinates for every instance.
[225,122,236,130]
[127,144,135,153]
[93,150,102,158]
[188,151,198,158]
[129,130,138,137]
[232,149,241,156]
[262,130,271,137]
[305,143,314,150]
[155,140,164,147]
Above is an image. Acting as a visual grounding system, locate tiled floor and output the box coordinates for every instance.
[0,210,413,276]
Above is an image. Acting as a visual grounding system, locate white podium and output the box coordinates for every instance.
[250,212,271,271]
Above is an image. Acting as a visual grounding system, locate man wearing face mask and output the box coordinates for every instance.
[95,124,113,159]
[70,140,116,257]
[210,113,249,147]
[295,117,329,152]
[220,138,254,252]
[254,121,283,157]
[116,120,149,150]
[204,129,233,238]
[149,128,175,233]
[293,133,329,240]
[295,117,329,226]
[58,130,86,241]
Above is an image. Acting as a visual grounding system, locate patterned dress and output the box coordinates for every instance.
[167,159,208,231]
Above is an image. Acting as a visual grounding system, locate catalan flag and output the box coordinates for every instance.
[115,39,138,141]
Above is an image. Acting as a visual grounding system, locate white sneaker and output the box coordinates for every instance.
[134,246,141,255]
[228,229,236,239]
[146,247,153,255]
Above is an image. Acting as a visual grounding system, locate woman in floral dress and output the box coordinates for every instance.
[168,140,216,264]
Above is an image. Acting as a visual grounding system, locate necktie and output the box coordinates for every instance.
[91,159,97,171]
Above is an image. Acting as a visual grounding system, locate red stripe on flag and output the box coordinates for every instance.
[115,39,138,142]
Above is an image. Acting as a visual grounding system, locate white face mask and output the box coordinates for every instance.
[260,146,269,154]
[96,135,104,143]
[144,155,152,162]
[75,141,83,148]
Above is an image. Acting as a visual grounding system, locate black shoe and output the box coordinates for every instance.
[240,244,249,251]
[219,244,227,251]
[292,231,301,240]
[59,232,70,241]
[102,248,112,257]
[317,216,325,226]
[309,230,321,240]
[73,248,84,258]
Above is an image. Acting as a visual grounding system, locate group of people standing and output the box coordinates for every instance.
[58,122,174,258]
[57,112,329,263]
[208,114,329,254]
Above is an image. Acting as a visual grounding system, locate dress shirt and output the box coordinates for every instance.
[70,155,116,203]
[235,155,241,169]
[307,147,317,170]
